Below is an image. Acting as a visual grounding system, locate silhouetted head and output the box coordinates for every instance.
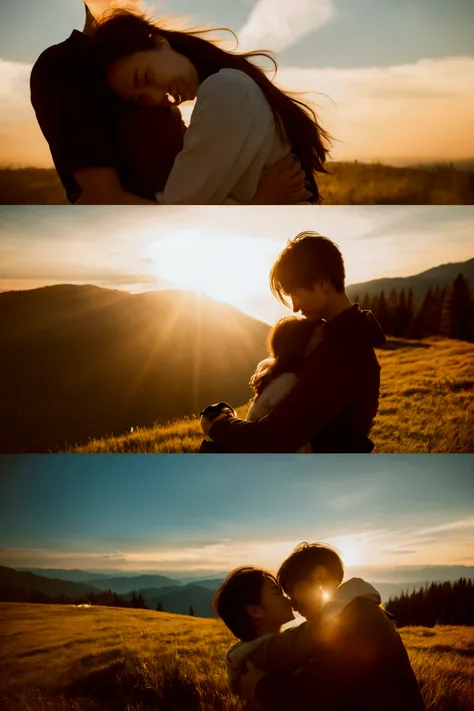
[278,543,344,621]
[213,566,294,641]
[250,316,316,396]
[91,10,332,200]
[270,233,346,321]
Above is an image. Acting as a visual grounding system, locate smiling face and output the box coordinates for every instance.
[247,575,294,632]
[107,41,200,106]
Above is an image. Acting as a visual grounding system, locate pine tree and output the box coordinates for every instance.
[361,293,371,311]
[440,274,472,341]
[189,605,194,617]
[156,601,163,612]
[387,289,399,336]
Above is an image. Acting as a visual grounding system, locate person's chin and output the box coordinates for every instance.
[303,312,320,322]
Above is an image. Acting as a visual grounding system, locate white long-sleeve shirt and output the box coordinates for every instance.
[156,68,301,205]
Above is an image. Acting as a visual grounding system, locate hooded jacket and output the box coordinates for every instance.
[210,306,386,453]
[254,596,426,711]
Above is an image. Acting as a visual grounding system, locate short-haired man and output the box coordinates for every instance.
[202,233,386,452]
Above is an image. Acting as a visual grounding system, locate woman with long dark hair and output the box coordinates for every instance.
[247,317,317,454]
[92,10,332,205]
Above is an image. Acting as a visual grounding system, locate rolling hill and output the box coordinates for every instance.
[0,285,269,452]
[0,566,102,599]
[4,565,474,618]
[346,258,474,304]
[82,574,178,595]
[0,603,472,711]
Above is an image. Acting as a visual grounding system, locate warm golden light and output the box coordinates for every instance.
[144,231,277,306]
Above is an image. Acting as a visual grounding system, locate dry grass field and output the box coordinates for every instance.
[0,603,472,711]
[1,162,473,205]
[74,338,474,454]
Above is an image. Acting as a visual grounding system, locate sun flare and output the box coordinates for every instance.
[144,230,278,309]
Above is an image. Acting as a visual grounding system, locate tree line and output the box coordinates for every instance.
[1,587,196,617]
[0,587,148,610]
[387,578,474,627]
[353,273,473,341]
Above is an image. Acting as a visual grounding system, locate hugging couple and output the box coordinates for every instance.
[214,543,426,711]
[200,232,386,454]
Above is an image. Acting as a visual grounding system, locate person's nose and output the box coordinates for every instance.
[291,299,300,313]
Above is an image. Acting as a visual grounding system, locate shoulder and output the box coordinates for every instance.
[261,373,299,397]
[198,68,265,103]
[31,36,77,87]
[270,372,299,388]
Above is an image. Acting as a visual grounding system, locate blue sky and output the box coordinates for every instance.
[1,454,473,575]
[1,205,473,324]
[1,0,473,166]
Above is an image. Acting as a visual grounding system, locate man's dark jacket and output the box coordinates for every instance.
[255,598,426,711]
[210,305,386,453]
[30,30,185,203]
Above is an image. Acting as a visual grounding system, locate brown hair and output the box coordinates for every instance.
[250,317,315,397]
[270,232,346,306]
[278,542,344,593]
[213,566,279,642]
[92,10,332,202]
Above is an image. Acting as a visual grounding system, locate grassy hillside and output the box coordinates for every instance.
[1,161,473,204]
[75,337,474,453]
[0,286,268,453]
[0,603,472,711]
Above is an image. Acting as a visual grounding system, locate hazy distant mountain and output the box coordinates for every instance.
[16,568,114,583]
[0,285,269,452]
[189,578,225,590]
[84,574,178,595]
[142,584,215,618]
[347,258,474,305]
[0,566,102,597]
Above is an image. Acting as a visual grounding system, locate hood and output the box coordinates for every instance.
[225,634,276,693]
[226,634,275,672]
[325,305,386,348]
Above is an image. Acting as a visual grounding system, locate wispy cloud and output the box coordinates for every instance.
[275,56,474,163]
[238,0,337,53]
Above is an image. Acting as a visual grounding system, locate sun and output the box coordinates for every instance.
[143,230,276,308]
[328,536,367,568]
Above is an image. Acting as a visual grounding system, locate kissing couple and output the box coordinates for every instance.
[214,542,426,711]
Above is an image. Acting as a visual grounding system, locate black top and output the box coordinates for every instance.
[30,30,185,203]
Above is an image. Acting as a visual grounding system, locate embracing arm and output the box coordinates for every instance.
[73,168,156,204]
[156,70,278,205]
[210,344,365,453]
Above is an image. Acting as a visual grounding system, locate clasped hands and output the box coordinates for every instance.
[199,402,237,435]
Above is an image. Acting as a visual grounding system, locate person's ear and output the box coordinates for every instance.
[246,604,263,620]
